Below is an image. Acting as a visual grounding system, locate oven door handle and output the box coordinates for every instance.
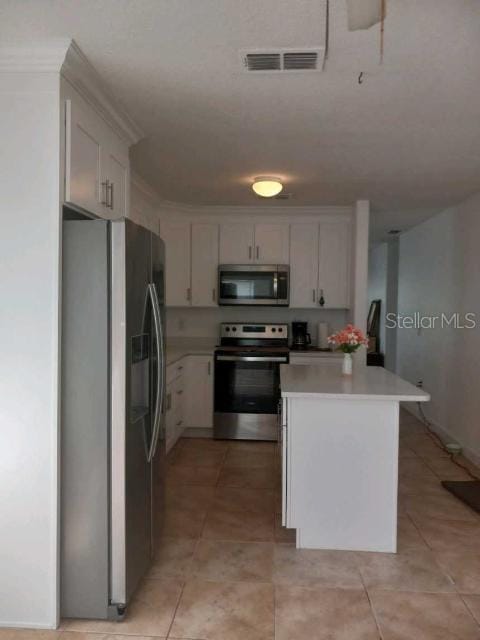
[216,355,288,363]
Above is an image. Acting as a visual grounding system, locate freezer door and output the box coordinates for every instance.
[111,219,155,606]
[150,233,166,549]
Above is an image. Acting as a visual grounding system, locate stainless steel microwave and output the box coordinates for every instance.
[218,265,289,306]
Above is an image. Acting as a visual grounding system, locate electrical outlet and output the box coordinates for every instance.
[416,380,423,388]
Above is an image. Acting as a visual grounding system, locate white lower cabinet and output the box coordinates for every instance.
[165,354,214,452]
[184,355,214,429]
[165,362,185,453]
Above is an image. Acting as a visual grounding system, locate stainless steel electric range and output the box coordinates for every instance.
[213,323,289,441]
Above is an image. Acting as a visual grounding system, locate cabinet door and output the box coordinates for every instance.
[103,147,129,219]
[161,221,191,307]
[289,223,319,308]
[318,220,351,309]
[65,100,104,216]
[172,376,185,441]
[184,356,214,429]
[219,223,254,263]
[191,223,219,306]
[165,384,176,453]
[254,223,290,264]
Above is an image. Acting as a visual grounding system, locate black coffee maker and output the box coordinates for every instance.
[291,321,311,350]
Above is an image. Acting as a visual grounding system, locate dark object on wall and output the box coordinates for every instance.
[442,481,480,514]
[367,299,381,343]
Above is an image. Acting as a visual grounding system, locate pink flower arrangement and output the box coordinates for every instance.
[328,324,369,354]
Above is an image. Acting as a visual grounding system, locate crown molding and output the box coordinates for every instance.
[62,40,144,146]
[0,39,143,146]
[0,38,70,72]
[131,172,163,205]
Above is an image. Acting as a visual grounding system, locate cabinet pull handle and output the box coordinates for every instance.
[166,393,172,411]
[256,246,259,260]
[176,420,183,427]
[101,180,109,206]
[207,361,211,375]
[186,287,191,301]
[319,289,325,307]
[177,365,183,372]
[108,182,114,210]
[312,289,316,303]
[176,389,183,395]
[212,288,216,302]
[248,246,252,260]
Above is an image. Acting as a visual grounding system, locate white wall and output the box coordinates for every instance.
[167,306,348,341]
[396,191,480,464]
[0,73,61,627]
[368,242,387,353]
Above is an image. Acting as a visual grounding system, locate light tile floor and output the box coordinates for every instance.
[4,410,480,639]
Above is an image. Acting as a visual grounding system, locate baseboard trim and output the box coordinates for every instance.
[401,402,480,468]
[182,427,214,439]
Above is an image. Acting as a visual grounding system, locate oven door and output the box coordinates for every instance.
[218,265,289,306]
[214,354,287,440]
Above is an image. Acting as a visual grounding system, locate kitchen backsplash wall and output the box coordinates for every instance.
[167,307,349,343]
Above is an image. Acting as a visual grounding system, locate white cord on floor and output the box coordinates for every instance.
[416,402,480,481]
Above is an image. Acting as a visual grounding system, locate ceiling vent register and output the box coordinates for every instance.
[242,49,324,73]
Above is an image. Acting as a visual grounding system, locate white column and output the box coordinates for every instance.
[353,200,370,334]
[0,68,62,629]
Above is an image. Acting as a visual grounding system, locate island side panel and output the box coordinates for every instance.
[288,397,399,552]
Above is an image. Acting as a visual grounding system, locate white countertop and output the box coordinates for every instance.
[166,337,216,366]
[290,350,343,358]
[281,363,430,401]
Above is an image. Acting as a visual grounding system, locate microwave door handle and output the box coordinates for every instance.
[273,273,278,299]
[146,283,164,462]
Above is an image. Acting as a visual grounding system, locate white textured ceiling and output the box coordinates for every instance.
[1,0,480,240]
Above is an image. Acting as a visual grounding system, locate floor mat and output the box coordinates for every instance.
[442,480,480,514]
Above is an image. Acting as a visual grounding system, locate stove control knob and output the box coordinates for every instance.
[232,327,237,332]
[225,327,230,332]
[272,328,276,332]
[279,327,283,332]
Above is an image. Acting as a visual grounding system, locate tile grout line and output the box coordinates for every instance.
[459,593,480,631]
[356,564,384,640]
[165,580,186,640]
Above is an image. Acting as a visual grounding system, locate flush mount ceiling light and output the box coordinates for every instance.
[252,177,283,198]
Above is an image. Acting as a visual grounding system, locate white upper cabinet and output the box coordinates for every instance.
[65,98,130,219]
[102,144,129,219]
[219,222,289,264]
[161,221,191,307]
[65,100,104,216]
[191,223,219,306]
[253,223,290,264]
[289,223,319,308]
[318,220,351,309]
[219,223,254,264]
[290,219,351,309]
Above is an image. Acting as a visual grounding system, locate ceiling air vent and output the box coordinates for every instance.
[283,51,318,70]
[241,48,324,73]
[245,53,281,71]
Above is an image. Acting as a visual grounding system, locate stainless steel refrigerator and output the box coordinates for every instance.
[61,217,166,620]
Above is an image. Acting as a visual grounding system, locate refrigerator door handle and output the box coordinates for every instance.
[147,283,164,462]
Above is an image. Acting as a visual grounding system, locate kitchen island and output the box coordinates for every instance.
[280,363,430,553]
